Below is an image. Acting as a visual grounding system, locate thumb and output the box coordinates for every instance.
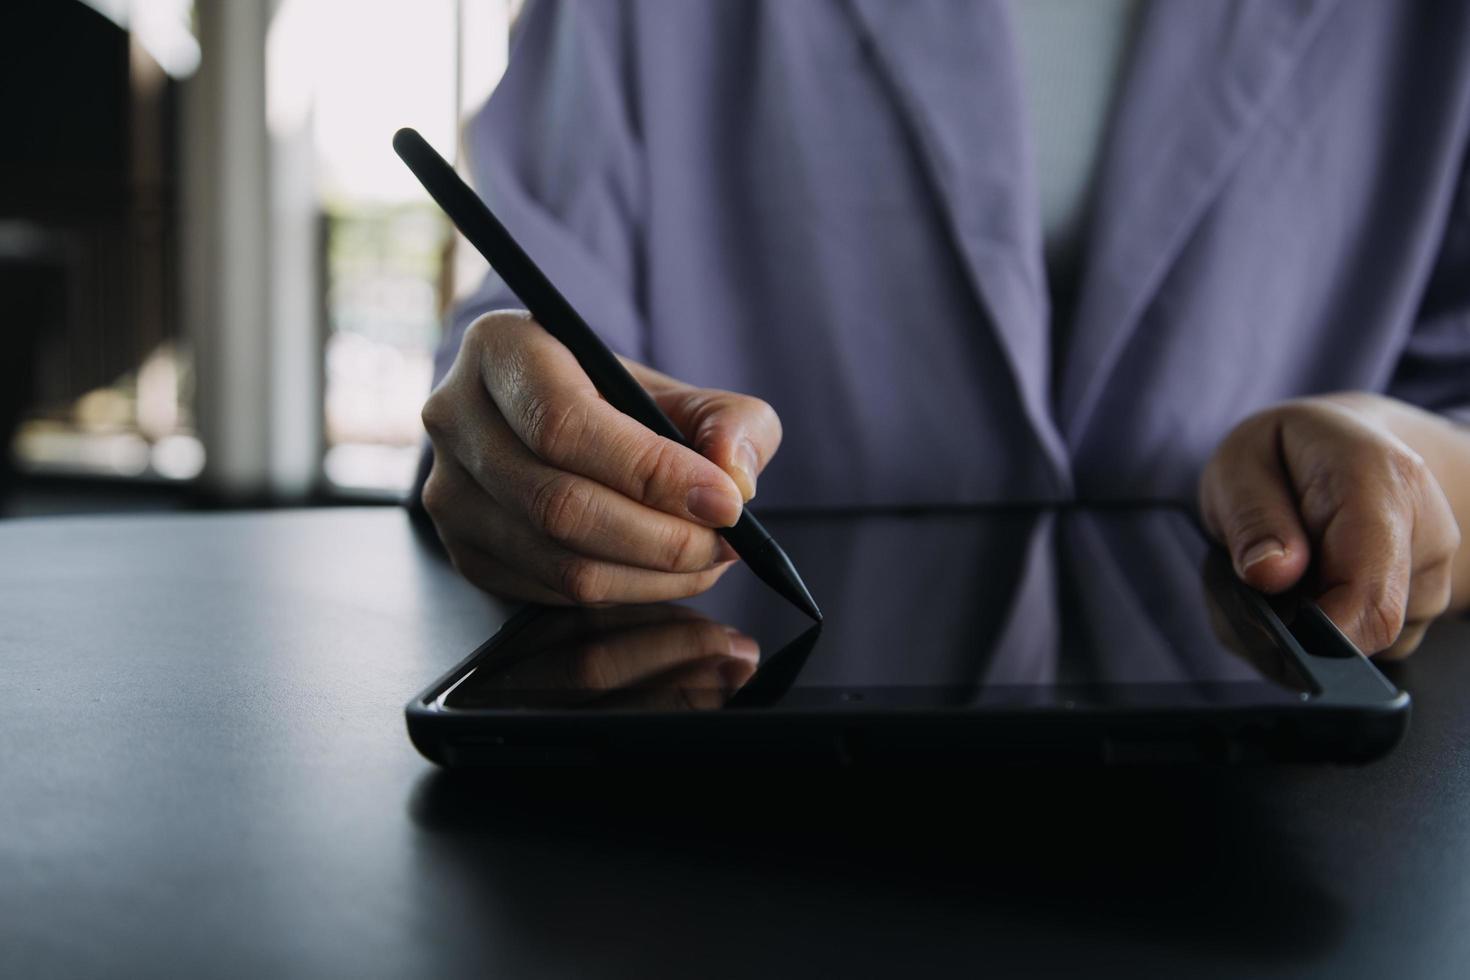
[1199,426,1312,594]
[661,387,782,502]
[629,367,782,502]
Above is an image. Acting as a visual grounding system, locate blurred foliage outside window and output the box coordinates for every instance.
[321,204,445,491]
[290,0,508,494]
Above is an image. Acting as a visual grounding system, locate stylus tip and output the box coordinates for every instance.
[796,586,823,623]
[754,539,822,622]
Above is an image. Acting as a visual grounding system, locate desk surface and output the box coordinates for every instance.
[2,508,1468,979]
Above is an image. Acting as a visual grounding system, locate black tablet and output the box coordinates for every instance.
[406,506,1409,766]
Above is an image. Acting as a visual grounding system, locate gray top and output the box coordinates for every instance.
[4,508,1470,978]
[1012,0,1145,315]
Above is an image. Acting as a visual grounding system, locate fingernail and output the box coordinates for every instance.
[1240,537,1286,572]
[686,485,742,527]
[715,539,739,563]
[733,441,759,501]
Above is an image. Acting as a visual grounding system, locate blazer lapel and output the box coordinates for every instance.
[844,0,1072,494]
[1059,0,1342,445]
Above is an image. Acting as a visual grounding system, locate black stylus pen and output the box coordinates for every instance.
[393,128,821,622]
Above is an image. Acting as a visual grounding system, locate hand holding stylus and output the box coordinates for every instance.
[398,127,817,618]
[422,310,784,605]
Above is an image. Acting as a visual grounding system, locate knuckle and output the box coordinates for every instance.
[556,557,609,605]
[420,391,451,439]
[463,309,526,350]
[1357,587,1408,654]
[529,473,595,544]
[1294,459,1341,517]
[461,314,491,350]
[1378,444,1431,502]
[521,394,585,462]
[662,524,710,573]
[1384,442,1429,479]
[632,437,685,503]
[1443,518,1464,564]
[420,463,452,518]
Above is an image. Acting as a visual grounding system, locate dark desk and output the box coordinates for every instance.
[2,509,1468,978]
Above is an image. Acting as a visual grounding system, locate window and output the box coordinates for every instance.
[9,0,514,501]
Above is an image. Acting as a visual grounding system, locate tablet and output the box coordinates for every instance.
[406,506,1409,766]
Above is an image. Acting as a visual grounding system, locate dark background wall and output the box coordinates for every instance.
[1,0,179,506]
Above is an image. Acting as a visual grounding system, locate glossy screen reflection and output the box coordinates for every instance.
[441,508,1312,713]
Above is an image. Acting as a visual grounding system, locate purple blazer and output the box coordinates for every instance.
[436,0,1470,507]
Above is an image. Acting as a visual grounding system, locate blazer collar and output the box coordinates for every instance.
[844,0,1072,495]
[845,0,1342,475]
[1058,0,1342,443]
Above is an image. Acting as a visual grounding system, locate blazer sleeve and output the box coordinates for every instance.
[1389,146,1470,427]
[433,0,649,390]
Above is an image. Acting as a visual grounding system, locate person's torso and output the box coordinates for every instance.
[499,0,1470,507]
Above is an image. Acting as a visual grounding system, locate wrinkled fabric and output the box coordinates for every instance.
[435,0,1470,507]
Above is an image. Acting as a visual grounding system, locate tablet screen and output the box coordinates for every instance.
[438,508,1314,713]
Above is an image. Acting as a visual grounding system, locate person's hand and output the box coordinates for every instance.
[421,311,782,605]
[1200,395,1462,658]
